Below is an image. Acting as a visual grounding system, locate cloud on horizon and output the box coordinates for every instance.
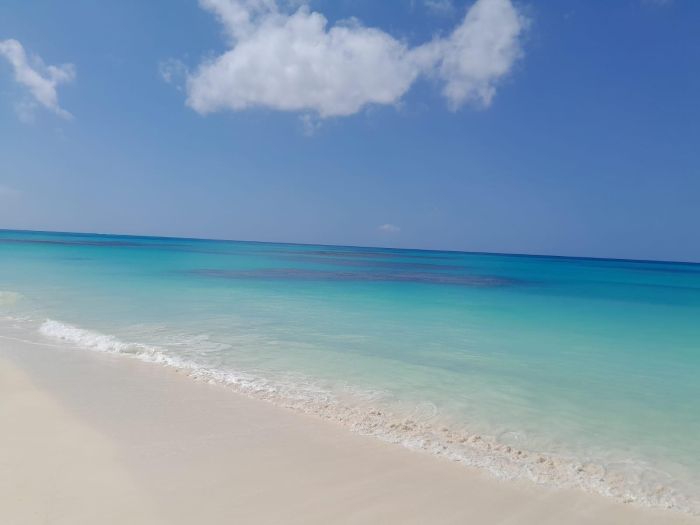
[184,0,526,118]
[379,223,401,233]
[0,39,75,121]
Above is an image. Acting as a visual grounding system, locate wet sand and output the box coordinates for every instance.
[1,335,698,525]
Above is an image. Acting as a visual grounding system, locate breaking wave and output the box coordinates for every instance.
[38,318,699,516]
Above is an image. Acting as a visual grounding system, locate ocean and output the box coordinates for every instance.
[1,229,699,514]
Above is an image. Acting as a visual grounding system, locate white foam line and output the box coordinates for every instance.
[32,318,700,516]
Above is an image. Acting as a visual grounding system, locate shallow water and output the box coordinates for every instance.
[1,229,699,513]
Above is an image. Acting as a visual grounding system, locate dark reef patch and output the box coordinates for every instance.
[189,268,519,287]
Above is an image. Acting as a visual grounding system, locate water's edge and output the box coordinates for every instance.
[2,316,693,516]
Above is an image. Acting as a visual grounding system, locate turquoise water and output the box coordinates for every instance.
[1,229,699,512]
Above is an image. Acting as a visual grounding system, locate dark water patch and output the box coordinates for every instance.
[262,248,455,261]
[304,249,453,260]
[189,268,519,287]
[274,255,469,272]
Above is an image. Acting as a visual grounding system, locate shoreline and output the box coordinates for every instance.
[2,334,698,524]
[30,317,700,514]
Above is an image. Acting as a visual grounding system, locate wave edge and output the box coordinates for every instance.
[37,318,699,516]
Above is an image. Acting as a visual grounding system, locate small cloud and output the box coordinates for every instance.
[379,223,401,233]
[158,58,188,90]
[425,0,455,16]
[300,114,322,136]
[0,39,75,121]
[14,99,39,124]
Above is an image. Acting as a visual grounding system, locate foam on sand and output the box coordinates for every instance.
[37,318,699,516]
[5,337,697,525]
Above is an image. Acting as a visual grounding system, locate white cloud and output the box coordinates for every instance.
[185,0,525,118]
[379,223,401,233]
[423,0,526,108]
[159,58,188,87]
[425,0,456,16]
[299,113,321,135]
[0,39,75,120]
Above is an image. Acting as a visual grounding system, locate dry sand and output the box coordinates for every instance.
[1,335,698,525]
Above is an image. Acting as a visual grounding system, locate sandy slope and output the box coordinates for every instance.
[1,336,697,525]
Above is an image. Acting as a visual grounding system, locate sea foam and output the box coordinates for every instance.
[36,318,699,516]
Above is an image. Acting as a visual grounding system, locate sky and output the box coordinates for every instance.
[1,0,699,262]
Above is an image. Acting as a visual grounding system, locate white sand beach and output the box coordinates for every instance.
[1,335,698,525]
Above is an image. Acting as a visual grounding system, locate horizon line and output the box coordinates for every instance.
[1,227,699,267]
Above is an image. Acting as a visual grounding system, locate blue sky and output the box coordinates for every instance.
[1,0,699,261]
